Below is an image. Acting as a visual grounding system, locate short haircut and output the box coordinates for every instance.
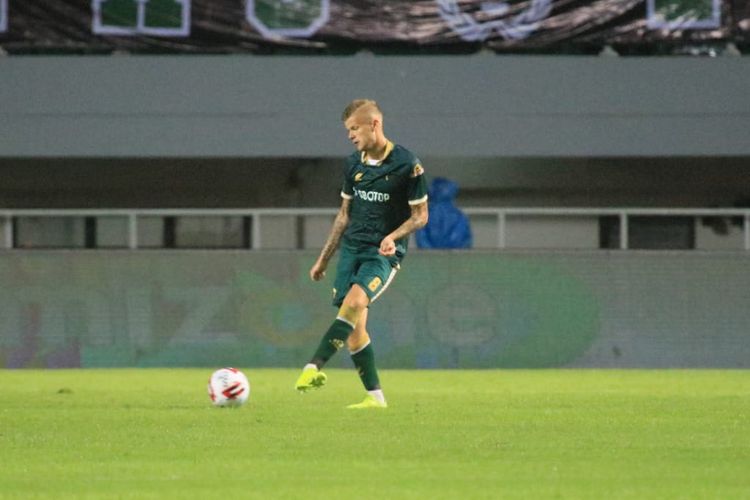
[341,99,382,121]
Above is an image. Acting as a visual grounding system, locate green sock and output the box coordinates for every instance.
[311,319,353,368]
[350,343,380,391]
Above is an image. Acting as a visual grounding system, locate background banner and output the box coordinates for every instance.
[1,250,748,369]
[0,0,745,54]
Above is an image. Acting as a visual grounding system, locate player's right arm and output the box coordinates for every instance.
[310,197,351,281]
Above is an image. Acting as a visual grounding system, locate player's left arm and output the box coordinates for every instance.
[379,201,428,256]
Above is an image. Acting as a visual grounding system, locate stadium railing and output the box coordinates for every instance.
[1,207,749,251]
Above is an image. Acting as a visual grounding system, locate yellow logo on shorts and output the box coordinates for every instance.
[368,277,382,292]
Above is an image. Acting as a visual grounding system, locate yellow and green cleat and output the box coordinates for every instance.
[346,394,388,409]
[295,366,327,392]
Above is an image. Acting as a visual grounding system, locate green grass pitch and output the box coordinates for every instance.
[1,369,748,499]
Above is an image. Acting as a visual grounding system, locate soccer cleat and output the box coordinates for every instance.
[346,394,388,409]
[295,366,327,392]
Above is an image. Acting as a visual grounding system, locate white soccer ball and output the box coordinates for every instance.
[207,367,250,407]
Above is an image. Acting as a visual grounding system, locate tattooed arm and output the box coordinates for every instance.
[310,198,351,281]
[379,201,429,257]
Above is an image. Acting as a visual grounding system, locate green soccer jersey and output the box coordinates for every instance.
[340,141,428,259]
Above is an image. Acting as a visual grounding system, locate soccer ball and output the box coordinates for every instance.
[207,367,250,407]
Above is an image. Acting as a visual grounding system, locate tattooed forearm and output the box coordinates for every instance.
[318,200,350,263]
[387,202,429,241]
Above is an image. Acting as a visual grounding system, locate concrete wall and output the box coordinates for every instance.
[1,55,749,157]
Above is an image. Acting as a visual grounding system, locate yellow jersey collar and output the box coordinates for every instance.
[361,140,394,166]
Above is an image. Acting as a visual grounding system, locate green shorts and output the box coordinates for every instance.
[332,245,400,307]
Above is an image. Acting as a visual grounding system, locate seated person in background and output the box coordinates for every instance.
[416,177,472,249]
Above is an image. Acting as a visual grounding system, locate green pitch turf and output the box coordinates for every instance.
[1,369,748,499]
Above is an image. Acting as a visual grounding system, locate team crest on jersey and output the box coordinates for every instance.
[354,172,364,182]
[411,164,424,178]
[436,0,552,41]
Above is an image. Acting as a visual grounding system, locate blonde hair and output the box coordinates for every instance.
[341,99,382,121]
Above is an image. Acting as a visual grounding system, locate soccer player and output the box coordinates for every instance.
[295,99,429,409]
